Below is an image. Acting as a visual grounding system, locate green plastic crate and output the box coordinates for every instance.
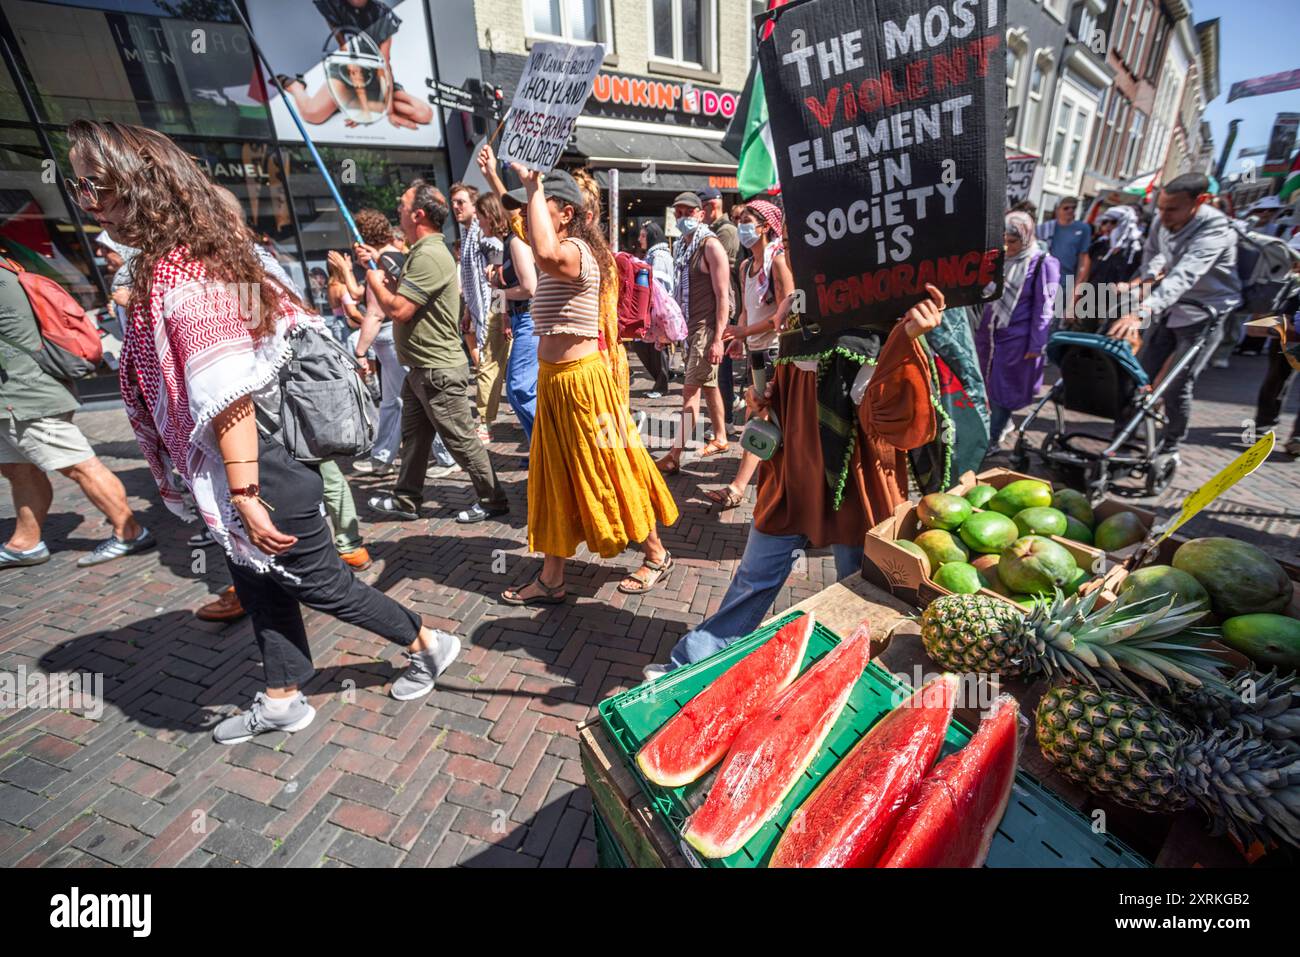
[594,811,628,869]
[598,611,1150,869]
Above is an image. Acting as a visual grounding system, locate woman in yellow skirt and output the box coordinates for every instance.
[499,165,679,605]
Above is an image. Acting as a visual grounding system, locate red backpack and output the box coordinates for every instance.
[614,251,652,341]
[0,258,103,379]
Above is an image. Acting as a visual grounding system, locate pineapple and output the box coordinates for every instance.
[1037,685,1300,850]
[919,589,1225,697]
[1160,669,1300,755]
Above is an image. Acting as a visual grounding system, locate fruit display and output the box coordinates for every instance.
[1219,614,1300,671]
[1051,488,1095,527]
[917,492,973,531]
[914,528,969,568]
[986,479,1052,518]
[1036,685,1300,850]
[682,624,872,859]
[770,675,958,868]
[1093,511,1149,551]
[998,535,1078,594]
[1061,515,1093,544]
[1013,506,1068,538]
[919,589,1224,695]
[932,561,985,594]
[636,613,814,788]
[963,484,997,509]
[1172,538,1292,618]
[959,511,1019,554]
[1115,565,1210,623]
[878,695,1020,868]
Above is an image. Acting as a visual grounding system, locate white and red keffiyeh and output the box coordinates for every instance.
[119,247,304,574]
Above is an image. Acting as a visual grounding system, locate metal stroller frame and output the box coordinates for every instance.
[1011,306,1221,503]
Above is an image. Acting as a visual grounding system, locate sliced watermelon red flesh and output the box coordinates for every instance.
[769,673,958,868]
[878,693,1020,868]
[682,622,873,860]
[636,613,815,788]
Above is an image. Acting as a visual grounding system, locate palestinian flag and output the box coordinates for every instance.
[722,0,789,199]
[1281,151,1300,204]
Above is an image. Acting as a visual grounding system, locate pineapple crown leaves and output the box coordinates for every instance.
[1164,669,1300,750]
[1181,725,1300,850]
[1021,589,1229,697]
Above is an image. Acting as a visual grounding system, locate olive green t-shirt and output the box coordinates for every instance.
[392,233,465,370]
[0,269,78,422]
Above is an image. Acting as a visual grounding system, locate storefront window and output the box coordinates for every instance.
[4,0,272,138]
[0,126,98,306]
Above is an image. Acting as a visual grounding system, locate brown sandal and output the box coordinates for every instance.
[618,553,675,595]
[698,439,729,457]
[501,572,567,606]
[704,486,744,509]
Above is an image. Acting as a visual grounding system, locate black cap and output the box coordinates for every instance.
[503,168,586,211]
[672,190,702,209]
[697,186,722,202]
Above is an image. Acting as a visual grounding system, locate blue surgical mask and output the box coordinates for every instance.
[738,223,760,248]
[677,215,699,235]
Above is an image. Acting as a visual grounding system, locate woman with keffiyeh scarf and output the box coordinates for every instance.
[68,120,460,745]
[972,210,1060,443]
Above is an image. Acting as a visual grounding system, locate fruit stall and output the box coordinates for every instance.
[584,462,1300,869]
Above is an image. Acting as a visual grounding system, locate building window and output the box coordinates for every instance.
[651,0,715,69]
[1123,111,1147,177]
[1065,107,1088,181]
[1022,53,1049,149]
[528,0,610,45]
[1124,1,1147,69]
[1111,0,1130,56]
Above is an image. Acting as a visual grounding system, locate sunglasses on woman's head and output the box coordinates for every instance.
[63,175,111,210]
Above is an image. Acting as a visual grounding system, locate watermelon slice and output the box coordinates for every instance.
[636,613,815,788]
[877,694,1020,868]
[768,673,958,868]
[682,622,873,860]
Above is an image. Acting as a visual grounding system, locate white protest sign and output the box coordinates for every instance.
[499,40,605,173]
[1005,155,1038,208]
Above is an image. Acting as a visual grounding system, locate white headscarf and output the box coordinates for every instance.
[982,211,1039,330]
[1100,205,1143,260]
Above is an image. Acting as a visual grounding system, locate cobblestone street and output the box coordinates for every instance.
[1,354,1297,867]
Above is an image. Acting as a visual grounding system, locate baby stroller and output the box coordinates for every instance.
[1011,316,1220,502]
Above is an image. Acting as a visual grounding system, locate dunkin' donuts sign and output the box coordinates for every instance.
[589,72,739,122]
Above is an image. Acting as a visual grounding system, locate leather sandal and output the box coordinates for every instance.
[704,486,744,509]
[501,571,567,606]
[655,452,681,475]
[618,553,675,595]
[698,439,730,457]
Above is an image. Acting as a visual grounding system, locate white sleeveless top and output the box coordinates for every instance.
[742,261,780,351]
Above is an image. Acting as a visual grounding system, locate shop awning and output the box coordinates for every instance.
[568,125,738,192]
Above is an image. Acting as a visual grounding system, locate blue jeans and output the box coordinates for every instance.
[666,526,863,669]
[505,310,538,445]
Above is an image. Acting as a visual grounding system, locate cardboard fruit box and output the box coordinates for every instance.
[862,496,1112,612]
[950,467,1162,566]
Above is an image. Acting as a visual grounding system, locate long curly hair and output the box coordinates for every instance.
[67,120,303,338]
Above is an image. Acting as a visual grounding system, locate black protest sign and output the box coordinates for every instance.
[758,0,1006,347]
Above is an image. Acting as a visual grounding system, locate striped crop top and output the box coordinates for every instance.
[531,237,601,338]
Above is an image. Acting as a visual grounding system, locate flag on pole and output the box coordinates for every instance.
[1280,151,1300,204]
[722,0,789,199]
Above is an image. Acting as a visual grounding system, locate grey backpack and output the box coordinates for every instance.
[268,323,377,464]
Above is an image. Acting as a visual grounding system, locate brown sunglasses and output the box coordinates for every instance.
[63,175,112,210]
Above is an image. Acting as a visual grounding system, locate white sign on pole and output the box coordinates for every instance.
[498,40,605,173]
[1006,155,1039,208]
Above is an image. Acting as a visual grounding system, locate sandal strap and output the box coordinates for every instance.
[641,552,672,572]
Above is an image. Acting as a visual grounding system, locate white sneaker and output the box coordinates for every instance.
[353,458,395,476]
[429,463,462,479]
[642,663,672,682]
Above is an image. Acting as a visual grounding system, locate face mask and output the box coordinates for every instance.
[738,223,761,248]
[677,215,699,235]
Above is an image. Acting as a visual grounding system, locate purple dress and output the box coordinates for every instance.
[975,251,1060,410]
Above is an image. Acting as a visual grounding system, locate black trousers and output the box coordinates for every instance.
[1255,337,1297,432]
[227,437,422,688]
[718,355,736,427]
[628,340,668,393]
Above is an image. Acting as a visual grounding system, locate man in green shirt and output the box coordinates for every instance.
[357,179,508,523]
[0,268,153,568]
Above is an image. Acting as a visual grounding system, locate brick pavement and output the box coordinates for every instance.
[1,354,1296,867]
